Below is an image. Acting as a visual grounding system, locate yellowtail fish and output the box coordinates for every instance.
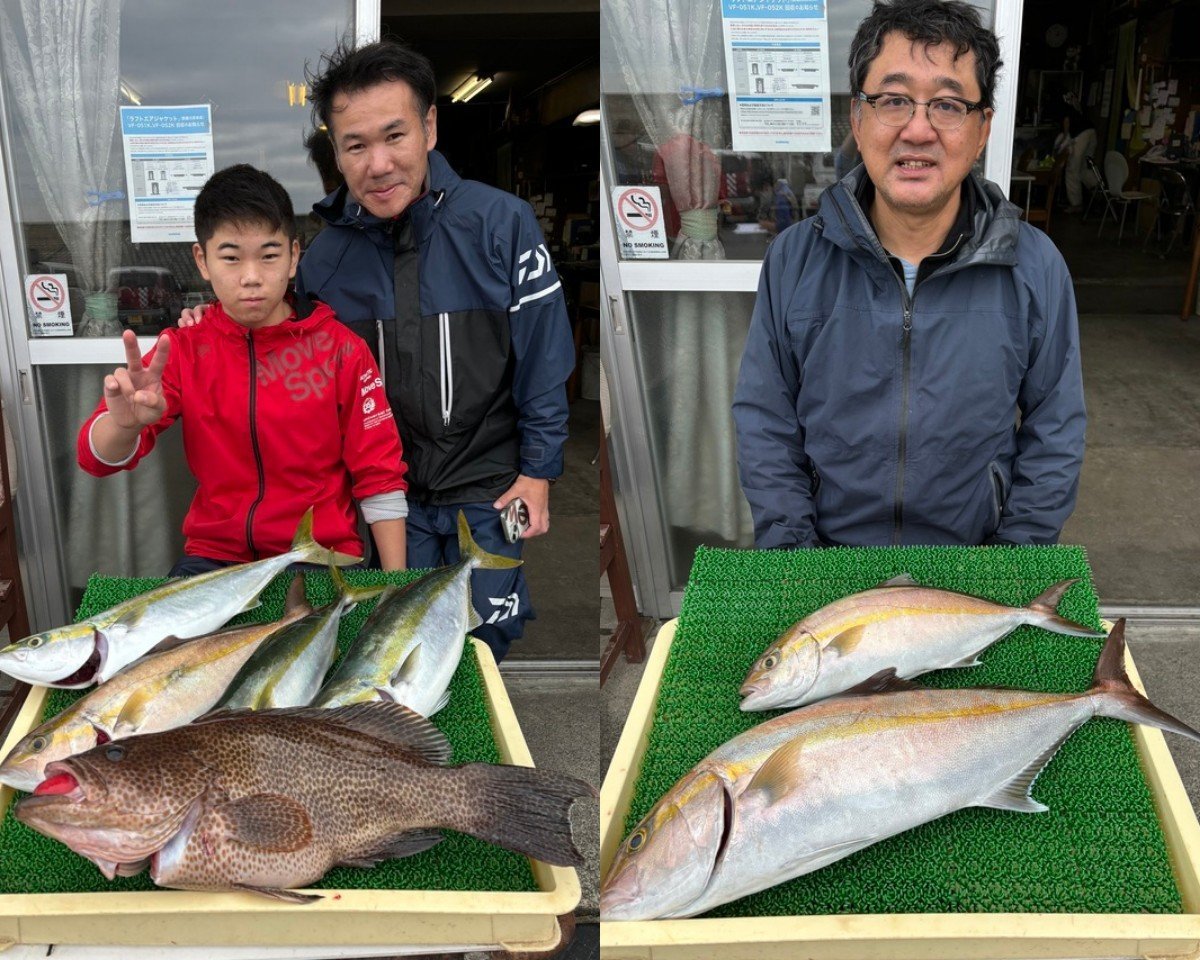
[0,509,358,689]
[0,577,311,793]
[213,566,384,712]
[740,575,1103,711]
[313,512,520,716]
[603,620,1198,920]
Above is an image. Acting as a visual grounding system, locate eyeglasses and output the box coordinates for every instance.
[856,92,986,131]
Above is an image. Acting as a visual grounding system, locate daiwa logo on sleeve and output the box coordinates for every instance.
[517,245,551,286]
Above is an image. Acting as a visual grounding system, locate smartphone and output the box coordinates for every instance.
[501,498,530,543]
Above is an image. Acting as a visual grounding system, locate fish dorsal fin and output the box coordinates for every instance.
[143,634,193,657]
[113,687,158,734]
[321,701,452,763]
[876,573,919,588]
[745,737,807,805]
[976,732,1072,814]
[193,703,453,764]
[826,624,867,658]
[217,794,313,852]
[1027,578,1078,614]
[283,573,311,615]
[839,668,922,697]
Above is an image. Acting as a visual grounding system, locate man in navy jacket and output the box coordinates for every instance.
[299,40,574,660]
[733,0,1085,549]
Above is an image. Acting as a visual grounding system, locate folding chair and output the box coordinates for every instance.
[1099,150,1153,242]
[1144,167,1196,257]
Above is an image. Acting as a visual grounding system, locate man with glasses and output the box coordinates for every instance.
[733,0,1085,549]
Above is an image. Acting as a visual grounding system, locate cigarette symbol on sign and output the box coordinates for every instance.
[626,195,652,220]
[34,280,61,307]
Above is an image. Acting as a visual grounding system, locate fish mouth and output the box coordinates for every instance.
[0,639,98,688]
[739,682,770,711]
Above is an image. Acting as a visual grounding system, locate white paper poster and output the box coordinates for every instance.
[720,0,831,153]
[121,105,214,243]
[25,273,73,336]
[611,186,670,259]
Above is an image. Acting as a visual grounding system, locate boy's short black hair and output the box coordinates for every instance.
[307,37,437,134]
[848,0,1003,109]
[194,164,297,247]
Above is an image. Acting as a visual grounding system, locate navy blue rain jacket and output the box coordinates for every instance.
[733,167,1086,548]
[297,150,574,504]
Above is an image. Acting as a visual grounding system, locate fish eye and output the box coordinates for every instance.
[30,737,46,752]
[628,828,647,852]
[104,744,126,762]
[27,637,42,649]
[762,650,780,670]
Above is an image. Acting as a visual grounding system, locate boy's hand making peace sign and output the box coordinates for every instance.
[103,330,171,429]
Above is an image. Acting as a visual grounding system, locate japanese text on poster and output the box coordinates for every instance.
[120,105,214,243]
[720,0,831,153]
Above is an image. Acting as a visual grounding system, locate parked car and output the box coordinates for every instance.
[106,266,184,335]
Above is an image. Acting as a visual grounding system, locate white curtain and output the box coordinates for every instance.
[604,0,752,547]
[0,0,123,332]
[1,1,185,597]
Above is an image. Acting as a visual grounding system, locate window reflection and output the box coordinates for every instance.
[1,0,351,337]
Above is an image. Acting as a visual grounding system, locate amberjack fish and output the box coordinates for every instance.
[313,512,520,716]
[16,702,595,899]
[603,620,1200,921]
[0,509,358,689]
[213,566,384,712]
[740,575,1103,711]
[0,577,311,792]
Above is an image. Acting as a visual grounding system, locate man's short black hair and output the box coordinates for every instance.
[194,164,296,247]
[848,0,1003,110]
[307,37,437,134]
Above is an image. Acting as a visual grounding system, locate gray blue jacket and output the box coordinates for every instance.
[297,150,574,505]
[733,167,1086,548]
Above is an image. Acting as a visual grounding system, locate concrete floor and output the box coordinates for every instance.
[507,398,599,663]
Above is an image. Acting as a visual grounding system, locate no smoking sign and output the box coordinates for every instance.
[611,185,668,259]
[25,273,74,337]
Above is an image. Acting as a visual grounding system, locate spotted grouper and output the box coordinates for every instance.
[15,702,595,902]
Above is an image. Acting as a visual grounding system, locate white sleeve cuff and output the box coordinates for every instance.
[89,413,140,467]
[360,490,409,523]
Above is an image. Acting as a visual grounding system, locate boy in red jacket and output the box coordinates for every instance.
[78,165,409,574]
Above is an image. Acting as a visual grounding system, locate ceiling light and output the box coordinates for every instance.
[573,109,601,126]
[451,74,494,103]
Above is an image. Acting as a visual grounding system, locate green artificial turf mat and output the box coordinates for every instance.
[623,544,1186,917]
[0,569,539,895]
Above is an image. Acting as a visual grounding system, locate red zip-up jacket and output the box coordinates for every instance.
[77,298,407,562]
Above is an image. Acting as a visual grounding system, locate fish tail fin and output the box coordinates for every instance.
[283,573,311,615]
[450,763,595,867]
[291,508,361,567]
[457,511,521,571]
[1091,619,1200,742]
[1026,579,1106,637]
[329,564,385,608]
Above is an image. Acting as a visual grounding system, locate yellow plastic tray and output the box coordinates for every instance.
[0,639,581,951]
[600,620,1200,960]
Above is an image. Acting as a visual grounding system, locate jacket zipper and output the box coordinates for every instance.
[439,312,453,427]
[886,232,966,546]
[244,331,266,560]
[894,297,913,545]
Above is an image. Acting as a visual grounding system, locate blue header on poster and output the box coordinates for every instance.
[120,106,210,136]
[721,0,824,19]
